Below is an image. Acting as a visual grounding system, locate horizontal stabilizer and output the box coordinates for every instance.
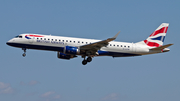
[150,44,173,50]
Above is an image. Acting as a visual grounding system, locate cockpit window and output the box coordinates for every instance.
[15,35,22,38]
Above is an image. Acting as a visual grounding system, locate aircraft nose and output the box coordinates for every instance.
[6,39,14,46]
[6,42,9,45]
[6,41,11,46]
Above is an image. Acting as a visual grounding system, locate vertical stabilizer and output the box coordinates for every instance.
[136,23,169,47]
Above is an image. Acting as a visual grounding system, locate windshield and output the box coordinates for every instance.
[15,35,22,38]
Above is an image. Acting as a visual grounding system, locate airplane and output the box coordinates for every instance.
[6,23,173,65]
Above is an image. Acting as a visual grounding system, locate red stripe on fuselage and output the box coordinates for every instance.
[26,35,44,37]
[149,27,168,37]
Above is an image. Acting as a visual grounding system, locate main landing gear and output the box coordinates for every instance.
[82,56,92,65]
[22,48,26,57]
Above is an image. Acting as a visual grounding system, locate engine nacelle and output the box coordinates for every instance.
[64,46,80,55]
[57,52,75,60]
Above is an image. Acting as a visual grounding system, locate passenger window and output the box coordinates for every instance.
[78,41,80,43]
[66,40,68,42]
[48,39,50,40]
[86,42,88,44]
[128,46,130,48]
[74,41,75,43]
[114,45,115,46]
[37,38,39,40]
[55,39,57,41]
[52,39,53,41]
[44,38,46,40]
[59,40,61,41]
[117,45,119,47]
[124,46,126,47]
[63,40,64,42]
[121,45,122,47]
[110,44,112,46]
[41,38,43,40]
[70,41,72,42]
[82,42,84,44]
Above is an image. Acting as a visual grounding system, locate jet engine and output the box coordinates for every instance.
[64,46,80,55]
[57,52,76,60]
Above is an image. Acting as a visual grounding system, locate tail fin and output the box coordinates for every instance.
[137,23,169,47]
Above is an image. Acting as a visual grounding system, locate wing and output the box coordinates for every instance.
[80,31,120,55]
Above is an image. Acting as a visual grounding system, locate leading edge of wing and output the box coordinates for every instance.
[80,31,120,50]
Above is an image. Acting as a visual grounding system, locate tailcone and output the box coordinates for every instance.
[163,48,170,52]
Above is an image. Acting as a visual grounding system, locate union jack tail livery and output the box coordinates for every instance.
[143,23,169,47]
[136,23,173,53]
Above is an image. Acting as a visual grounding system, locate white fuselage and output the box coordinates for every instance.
[7,33,162,58]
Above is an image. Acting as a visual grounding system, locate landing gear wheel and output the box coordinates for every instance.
[87,57,92,62]
[82,60,87,65]
[22,53,26,57]
[22,48,27,57]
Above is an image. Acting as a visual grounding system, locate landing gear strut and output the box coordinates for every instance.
[82,56,92,65]
[22,48,26,57]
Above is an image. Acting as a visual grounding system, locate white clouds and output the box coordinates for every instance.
[0,87,13,94]
[0,82,14,94]
[53,94,61,99]
[28,80,39,85]
[102,93,119,101]
[0,82,10,89]
[41,91,55,98]
[40,91,61,100]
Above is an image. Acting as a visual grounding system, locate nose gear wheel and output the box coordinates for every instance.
[22,48,26,57]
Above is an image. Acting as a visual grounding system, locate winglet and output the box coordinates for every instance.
[112,31,120,39]
[107,31,120,42]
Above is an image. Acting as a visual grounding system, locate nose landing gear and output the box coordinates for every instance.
[22,48,26,57]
